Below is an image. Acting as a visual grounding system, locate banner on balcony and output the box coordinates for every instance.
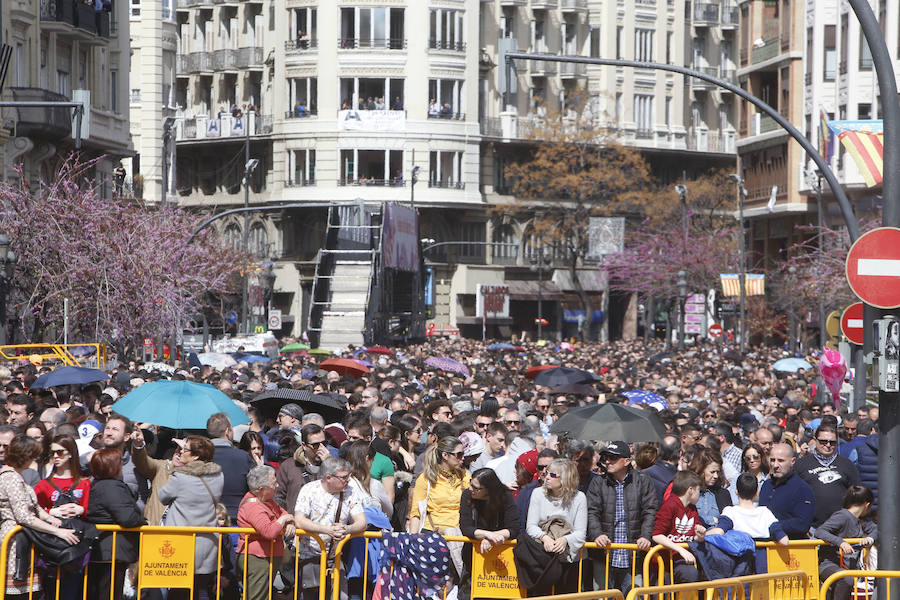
[720,273,765,297]
[338,109,405,132]
[824,119,883,187]
[382,203,419,271]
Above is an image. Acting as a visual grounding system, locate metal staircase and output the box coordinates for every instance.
[308,202,381,351]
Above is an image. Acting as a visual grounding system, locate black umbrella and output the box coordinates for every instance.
[250,388,347,423]
[550,383,603,397]
[534,367,601,388]
[549,403,667,443]
[647,352,676,366]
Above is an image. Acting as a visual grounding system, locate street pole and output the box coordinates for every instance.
[815,171,827,348]
[730,173,748,354]
[410,149,418,207]
[677,270,687,351]
[240,111,252,335]
[843,0,900,590]
[788,266,797,354]
[537,259,543,339]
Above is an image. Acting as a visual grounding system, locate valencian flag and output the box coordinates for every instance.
[823,119,884,187]
[818,109,834,163]
[720,273,765,297]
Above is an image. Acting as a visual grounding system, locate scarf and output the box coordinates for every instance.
[811,446,838,467]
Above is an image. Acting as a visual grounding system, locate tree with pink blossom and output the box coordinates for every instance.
[0,156,245,350]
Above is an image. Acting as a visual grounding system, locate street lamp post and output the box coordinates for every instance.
[677,270,687,350]
[161,117,176,208]
[674,184,689,254]
[730,173,748,354]
[0,234,16,346]
[240,158,260,334]
[530,248,552,340]
[788,266,797,354]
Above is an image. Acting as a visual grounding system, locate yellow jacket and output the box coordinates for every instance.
[409,469,471,531]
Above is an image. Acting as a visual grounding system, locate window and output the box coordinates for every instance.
[249,223,268,257]
[634,94,654,135]
[428,151,463,188]
[501,8,515,39]
[590,28,600,58]
[635,29,654,61]
[162,0,172,20]
[224,224,241,250]
[429,9,464,50]
[340,77,404,112]
[339,7,405,49]
[290,8,317,48]
[666,31,672,64]
[428,79,463,118]
[110,71,118,113]
[859,34,872,70]
[616,26,623,59]
[615,92,623,124]
[665,97,672,128]
[492,224,518,262]
[57,71,70,97]
[532,15,546,52]
[839,13,848,73]
[823,25,836,80]
[458,222,486,260]
[290,150,316,185]
[858,103,871,120]
[131,0,140,16]
[288,77,317,116]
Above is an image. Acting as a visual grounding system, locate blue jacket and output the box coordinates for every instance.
[837,436,869,463]
[855,434,879,511]
[641,460,677,505]
[211,438,254,521]
[758,472,814,539]
[516,480,541,534]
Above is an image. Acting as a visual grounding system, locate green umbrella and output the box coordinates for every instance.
[280,343,311,354]
[308,348,333,355]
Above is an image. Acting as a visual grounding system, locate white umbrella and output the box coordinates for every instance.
[142,361,176,374]
[197,352,237,370]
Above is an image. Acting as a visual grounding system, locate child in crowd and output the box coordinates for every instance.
[652,471,707,585]
[816,486,877,600]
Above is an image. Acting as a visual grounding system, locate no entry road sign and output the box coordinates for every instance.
[708,323,723,338]
[845,227,900,309]
[840,302,865,345]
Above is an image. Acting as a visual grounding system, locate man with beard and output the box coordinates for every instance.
[100,414,150,511]
[275,423,329,511]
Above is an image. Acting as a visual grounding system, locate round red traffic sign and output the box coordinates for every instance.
[840,302,864,345]
[708,323,723,338]
[846,227,900,309]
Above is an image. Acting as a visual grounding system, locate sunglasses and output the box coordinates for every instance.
[306,441,324,449]
[504,420,521,425]
[475,422,490,428]
[745,454,761,460]
[331,473,351,481]
[448,451,464,459]
[547,472,561,479]
[816,439,837,446]
[51,449,68,456]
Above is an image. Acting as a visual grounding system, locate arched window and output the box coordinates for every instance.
[224,223,241,250]
[492,223,518,263]
[249,222,269,257]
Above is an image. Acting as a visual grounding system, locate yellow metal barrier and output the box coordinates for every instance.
[524,590,626,600]
[0,343,107,368]
[625,570,809,600]
[820,570,900,600]
[0,524,327,600]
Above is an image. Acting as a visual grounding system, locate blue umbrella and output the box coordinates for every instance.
[68,345,97,357]
[621,389,669,411]
[30,366,109,389]
[772,357,813,373]
[110,380,249,429]
[231,352,271,364]
[487,343,516,351]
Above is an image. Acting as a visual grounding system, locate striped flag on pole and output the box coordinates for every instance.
[720,273,765,297]
[824,120,884,187]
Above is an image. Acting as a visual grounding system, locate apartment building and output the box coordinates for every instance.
[799,0,898,230]
[160,0,738,341]
[0,0,131,189]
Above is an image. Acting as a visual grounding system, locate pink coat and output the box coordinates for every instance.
[236,492,288,557]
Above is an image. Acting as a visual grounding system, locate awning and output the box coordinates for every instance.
[455,316,515,325]
[506,280,566,301]
[553,270,608,292]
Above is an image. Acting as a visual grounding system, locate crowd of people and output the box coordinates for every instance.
[0,337,882,600]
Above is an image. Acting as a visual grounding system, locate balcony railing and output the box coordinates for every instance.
[175,112,273,140]
[531,0,558,8]
[40,0,110,38]
[529,57,558,76]
[559,62,587,77]
[177,0,207,8]
[129,90,141,104]
[8,87,73,140]
[285,38,318,51]
[692,3,720,24]
[236,46,263,67]
[752,37,781,64]
[559,0,587,10]
[339,178,407,187]
[285,178,316,187]
[721,5,739,27]
[635,128,655,139]
[338,38,407,50]
[114,177,143,199]
[284,109,318,118]
[428,40,466,52]
[212,48,237,70]
[427,111,466,120]
[428,180,464,189]
[689,66,719,89]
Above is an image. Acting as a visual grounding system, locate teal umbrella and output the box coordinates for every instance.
[110,380,249,429]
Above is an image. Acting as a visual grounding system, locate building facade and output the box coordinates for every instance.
[1,0,131,189]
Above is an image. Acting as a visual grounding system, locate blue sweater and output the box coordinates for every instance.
[855,434,879,511]
[758,472,815,539]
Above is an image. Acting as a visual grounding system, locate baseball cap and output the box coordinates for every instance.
[602,441,631,459]
[458,431,485,457]
[516,449,539,478]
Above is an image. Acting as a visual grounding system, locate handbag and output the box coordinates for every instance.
[46,477,79,508]
[20,517,99,570]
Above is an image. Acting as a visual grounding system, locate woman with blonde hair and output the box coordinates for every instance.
[519,458,587,596]
[407,436,470,580]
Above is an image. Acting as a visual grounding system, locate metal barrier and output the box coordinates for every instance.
[0,524,327,600]
[527,591,626,600]
[625,570,810,600]
[819,570,900,600]
[0,342,107,368]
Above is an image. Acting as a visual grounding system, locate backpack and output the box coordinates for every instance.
[46,477,80,508]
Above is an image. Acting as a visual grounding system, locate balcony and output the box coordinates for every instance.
[285,38,318,52]
[531,0,558,8]
[175,112,273,141]
[284,109,318,119]
[560,0,588,12]
[176,0,207,7]
[428,180,464,189]
[40,0,110,40]
[338,38,407,50]
[720,5,739,28]
[428,40,467,52]
[236,46,264,67]
[339,178,407,187]
[752,37,782,64]
[285,178,316,187]
[427,111,466,120]
[559,62,587,78]
[689,66,718,90]
[499,0,527,5]
[529,57,557,77]
[8,87,73,140]
[691,3,720,25]
[212,48,238,71]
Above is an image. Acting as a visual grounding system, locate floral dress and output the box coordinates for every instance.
[0,467,54,595]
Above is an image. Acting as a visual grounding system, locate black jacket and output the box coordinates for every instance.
[641,460,677,505]
[586,469,659,543]
[458,488,519,540]
[212,438,255,521]
[86,479,147,563]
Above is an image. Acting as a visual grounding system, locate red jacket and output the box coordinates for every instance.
[236,492,289,557]
[652,494,700,544]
